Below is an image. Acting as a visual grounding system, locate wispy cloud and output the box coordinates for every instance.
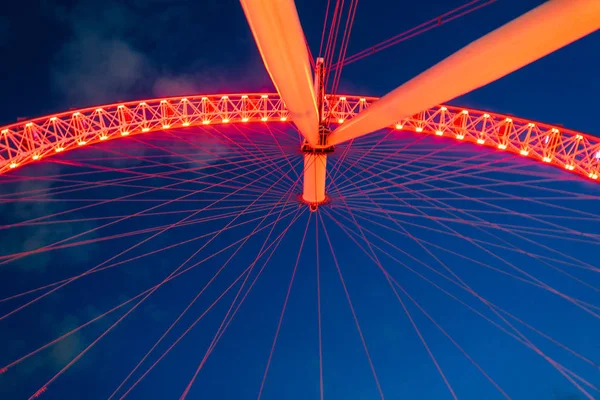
[47,0,271,106]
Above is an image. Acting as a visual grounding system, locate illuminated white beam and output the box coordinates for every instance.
[240,0,319,146]
[328,0,600,146]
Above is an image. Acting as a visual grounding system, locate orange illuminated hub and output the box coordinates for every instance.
[300,142,334,211]
[300,121,334,210]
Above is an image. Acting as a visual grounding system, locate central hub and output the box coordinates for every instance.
[300,57,332,212]
[300,126,334,211]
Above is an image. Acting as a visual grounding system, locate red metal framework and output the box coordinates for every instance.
[0,93,598,181]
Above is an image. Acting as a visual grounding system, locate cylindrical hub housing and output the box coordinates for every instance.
[302,153,327,205]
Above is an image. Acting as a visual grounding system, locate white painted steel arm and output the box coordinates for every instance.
[240,0,319,146]
[328,0,600,146]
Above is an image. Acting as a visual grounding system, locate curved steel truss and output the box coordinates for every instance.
[0,93,598,181]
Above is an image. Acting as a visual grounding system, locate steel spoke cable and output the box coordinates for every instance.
[110,160,304,399]
[27,152,301,397]
[325,180,457,399]
[351,151,600,216]
[219,125,298,188]
[0,203,298,306]
[341,203,600,269]
[389,179,600,293]
[0,151,285,232]
[329,206,600,313]
[352,199,600,226]
[329,0,359,96]
[335,143,526,190]
[323,0,345,86]
[0,155,238,201]
[346,197,600,227]
[335,149,511,195]
[345,202,599,391]
[319,212,385,399]
[140,131,290,193]
[264,124,301,183]
[337,154,600,246]
[325,208,598,396]
[433,174,600,234]
[327,207,600,370]
[326,139,355,183]
[334,138,471,194]
[333,0,498,68]
[342,200,600,244]
[337,169,600,309]
[119,207,306,399]
[179,158,318,398]
[319,0,333,55]
[0,149,247,188]
[325,208,510,398]
[332,131,427,191]
[162,128,286,190]
[248,212,310,400]
[0,203,289,262]
[341,204,600,309]
[0,158,298,321]
[396,171,600,264]
[0,204,302,378]
[315,214,325,400]
[0,154,288,266]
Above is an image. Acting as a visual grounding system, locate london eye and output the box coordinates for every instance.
[1,0,600,399]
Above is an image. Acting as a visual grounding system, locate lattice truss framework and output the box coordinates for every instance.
[0,93,599,181]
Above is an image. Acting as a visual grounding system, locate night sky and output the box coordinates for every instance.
[1,0,600,399]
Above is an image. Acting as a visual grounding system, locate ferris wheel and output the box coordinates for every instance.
[1,0,600,399]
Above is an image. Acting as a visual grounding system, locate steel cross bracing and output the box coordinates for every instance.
[0,93,599,182]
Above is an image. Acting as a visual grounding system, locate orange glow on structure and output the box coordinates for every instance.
[302,153,327,206]
[0,94,597,182]
[328,0,600,146]
[240,0,319,145]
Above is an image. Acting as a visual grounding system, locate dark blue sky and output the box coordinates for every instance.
[1,1,600,399]
[1,0,599,132]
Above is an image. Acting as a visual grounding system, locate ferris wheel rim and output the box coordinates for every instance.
[0,92,598,183]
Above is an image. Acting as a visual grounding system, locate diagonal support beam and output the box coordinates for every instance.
[240,0,320,146]
[328,0,600,146]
